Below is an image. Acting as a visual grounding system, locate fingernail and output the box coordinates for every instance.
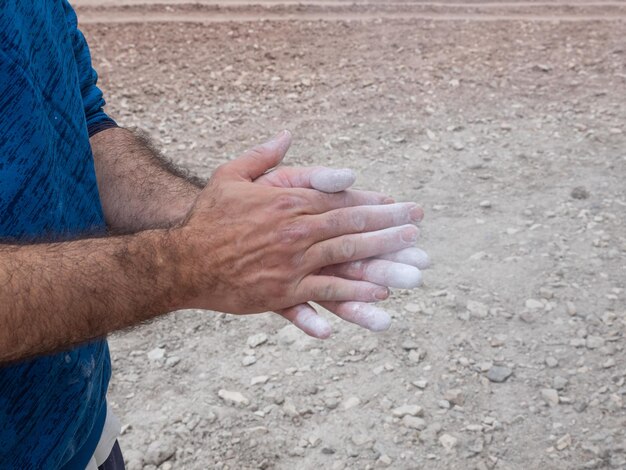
[401,227,419,243]
[374,287,389,300]
[409,205,424,222]
[383,197,395,204]
[271,129,288,141]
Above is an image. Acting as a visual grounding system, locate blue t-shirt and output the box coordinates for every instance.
[1,1,116,468]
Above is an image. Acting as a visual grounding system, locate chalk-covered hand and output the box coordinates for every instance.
[255,155,429,338]
[171,131,420,315]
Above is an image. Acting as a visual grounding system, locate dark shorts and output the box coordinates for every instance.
[98,441,125,470]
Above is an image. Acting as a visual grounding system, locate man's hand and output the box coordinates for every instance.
[256,165,430,338]
[171,131,421,314]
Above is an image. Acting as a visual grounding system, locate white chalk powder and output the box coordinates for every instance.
[285,304,332,339]
[379,247,430,269]
[321,301,391,332]
[363,260,422,289]
[310,168,356,193]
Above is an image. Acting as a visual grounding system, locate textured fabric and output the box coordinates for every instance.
[0,1,115,468]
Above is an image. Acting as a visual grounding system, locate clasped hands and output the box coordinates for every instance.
[177,130,429,338]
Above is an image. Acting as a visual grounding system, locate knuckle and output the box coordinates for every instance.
[318,282,335,300]
[247,146,266,160]
[350,210,366,232]
[322,211,342,233]
[321,244,337,266]
[341,237,357,259]
[277,221,311,244]
[354,260,368,280]
[273,193,300,211]
[212,163,228,179]
[267,282,287,301]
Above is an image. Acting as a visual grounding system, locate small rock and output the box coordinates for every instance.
[438,399,451,409]
[145,438,176,466]
[602,358,616,368]
[250,375,270,385]
[539,287,554,299]
[545,357,559,368]
[420,423,442,444]
[553,376,569,390]
[452,141,465,151]
[241,355,257,366]
[486,365,512,383]
[525,299,544,310]
[479,200,492,208]
[218,389,250,406]
[571,186,590,200]
[439,433,458,452]
[566,302,577,316]
[467,300,489,318]
[324,397,339,410]
[541,388,559,406]
[165,356,180,368]
[532,63,552,72]
[350,433,373,447]
[283,399,299,417]
[402,415,426,430]
[376,454,393,467]
[401,340,420,350]
[147,347,165,361]
[342,396,361,410]
[412,380,428,389]
[276,324,317,351]
[556,433,572,450]
[247,333,268,348]
[391,404,423,417]
[465,437,484,456]
[404,303,421,313]
[586,336,605,349]
[444,388,465,406]
[408,350,422,363]
[123,449,144,470]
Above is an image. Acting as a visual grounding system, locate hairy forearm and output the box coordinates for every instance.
[91,127,202,232]
[0,230,179,363]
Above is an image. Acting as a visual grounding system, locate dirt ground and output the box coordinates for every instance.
[74,0,625,468]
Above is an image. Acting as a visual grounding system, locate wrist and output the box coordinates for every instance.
[136,228,190,313]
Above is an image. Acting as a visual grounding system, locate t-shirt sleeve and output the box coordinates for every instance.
[63,0,118,137]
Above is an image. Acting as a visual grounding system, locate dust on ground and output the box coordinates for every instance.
[77,0,626,468]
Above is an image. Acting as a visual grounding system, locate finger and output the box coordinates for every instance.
[297,276,389,303]
[222,130,292,181]
[310,203,421,241]
[378,247,431,270]
[320,259,422,289]
[303,188,400,212]
[319,301,391,332]
[304,225,419,271]
[257,167,356,193]
[276,303,332,339]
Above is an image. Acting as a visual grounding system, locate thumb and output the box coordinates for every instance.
[225,130,292,181]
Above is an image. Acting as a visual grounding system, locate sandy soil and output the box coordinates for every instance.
[75,0,625,468]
